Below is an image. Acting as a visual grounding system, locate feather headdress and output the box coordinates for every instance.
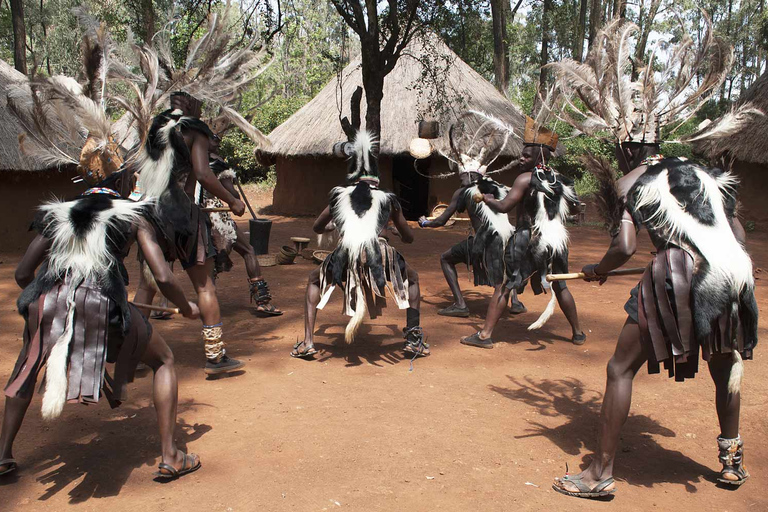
[442,111,516,176]
[153,1,273,113]
[547,11,734,144]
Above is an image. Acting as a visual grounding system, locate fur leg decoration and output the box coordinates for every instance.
[41,283,79,420]
[203,324,225,363]
[728,350,744,395]
[528,292,557,331]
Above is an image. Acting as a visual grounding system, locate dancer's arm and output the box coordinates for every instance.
[136,220,199,319]
[391,207,414,244]
[418,187,462,228]
[730,217,746,245]
[15,234,51,288]
[483,172,531,213]
[582,210,637,281]
[219,176,240,200]
[313,206,334,234]
[189,132,246,216]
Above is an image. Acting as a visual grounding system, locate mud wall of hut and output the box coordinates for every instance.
[733,161,768,222]
[0,167,85,253]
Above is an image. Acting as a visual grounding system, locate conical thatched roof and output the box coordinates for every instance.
[693,71,768,166]
[258,36,537,158]
[0,59,50,171]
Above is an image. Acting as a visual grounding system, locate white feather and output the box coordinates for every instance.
[528,292,557,331]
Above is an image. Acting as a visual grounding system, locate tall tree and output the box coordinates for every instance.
[10,0,27,74]
[329,0,428,137]
[490,0,509,95]
[635,0,661,63]
[574,0,588,61]
[535,0,553,111]
[141,0,156,42]
[587,0,602,49]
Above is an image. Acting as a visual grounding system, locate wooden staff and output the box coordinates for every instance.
[202,207,232,212]
[235,178,258,220]
[131,302,180,314]
[546,267,646,282]
[426,216,471,221]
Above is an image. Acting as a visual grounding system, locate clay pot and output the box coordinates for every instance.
[418,120,440,139]
[277,245,298,265]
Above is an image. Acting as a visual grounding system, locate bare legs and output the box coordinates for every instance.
[297,268,322,353]
[478,285,511,339]
[554,286,585,339]
[185,259,221,326]
[232,226,261,280]
[440,249,466,309]
[0,394,33,472]
[555,319,646,492]
[0,329,195,474]
[708,354,740,439]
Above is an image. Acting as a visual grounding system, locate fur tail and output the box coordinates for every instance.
[41,284,78,420]
[344,275,367,343]
[528,292,557,331]
[728,349,744,395]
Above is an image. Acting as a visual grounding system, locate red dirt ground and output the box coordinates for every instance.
[0,194,766,511]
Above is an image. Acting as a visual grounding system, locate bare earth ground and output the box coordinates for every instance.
[0,188,766,511]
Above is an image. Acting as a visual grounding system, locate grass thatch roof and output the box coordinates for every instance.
[0,59,51,171]
[693,71,768,166]
[258,35,543,159]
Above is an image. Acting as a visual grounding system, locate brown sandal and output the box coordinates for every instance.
[154,452,201,481]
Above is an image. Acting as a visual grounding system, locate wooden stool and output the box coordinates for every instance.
[291,237,310,253]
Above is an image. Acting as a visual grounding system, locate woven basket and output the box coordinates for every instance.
[257,254,277,267]
[312,250,332,265]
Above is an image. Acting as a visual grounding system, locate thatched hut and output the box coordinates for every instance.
[257,36,546,219]
[693,71,768,221]
[0,59,84,251]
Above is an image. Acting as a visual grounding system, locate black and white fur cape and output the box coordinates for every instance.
[519,166,578,330]
[626,158,757,390]
[17,194,151,419]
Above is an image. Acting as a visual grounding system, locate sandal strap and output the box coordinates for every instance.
[157,462,179,478]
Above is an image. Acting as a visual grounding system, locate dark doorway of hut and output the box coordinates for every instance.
[392,155,429,220]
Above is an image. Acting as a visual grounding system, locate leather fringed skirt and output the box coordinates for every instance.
[631,247,751,381]
[5,281,152,407]
[318,237,410,319]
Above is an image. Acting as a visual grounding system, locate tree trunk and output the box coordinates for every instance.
[635,0,661,62]
[141,0,156,42]
[575,0,588,61]
[587,0,602,49]
[535,0,553,112]
[361,52,385,138]
[490,0,509,95]
[10,0,27,74]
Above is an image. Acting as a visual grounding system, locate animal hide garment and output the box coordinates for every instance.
[627,158,757,384]
[24,195,150,419]
[317,182,409,342]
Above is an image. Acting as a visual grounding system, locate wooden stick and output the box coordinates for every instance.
[426,216,471,221]
[202,207,231,212]
[235,178,258,220]
[546,267,646,282]
[131,302,180,314]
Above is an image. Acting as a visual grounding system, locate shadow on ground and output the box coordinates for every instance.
[490,376,715,493]
[0,400,210,504]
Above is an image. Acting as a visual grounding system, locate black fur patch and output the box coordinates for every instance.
[350,182,373,217]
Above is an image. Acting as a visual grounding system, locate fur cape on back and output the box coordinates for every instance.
[16,193,151,419]
[317,181,408,342]
[626,157,757,351]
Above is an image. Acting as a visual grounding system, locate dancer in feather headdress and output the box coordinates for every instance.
[130,4,273,375]
[291,88,427,359]
[418,112,526,327]
[547,13,759,498]
[471,116,586,348]
[204,128,282,316]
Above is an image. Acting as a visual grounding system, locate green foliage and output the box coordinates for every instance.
[219,96,308,183]
[551,135,614,197]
